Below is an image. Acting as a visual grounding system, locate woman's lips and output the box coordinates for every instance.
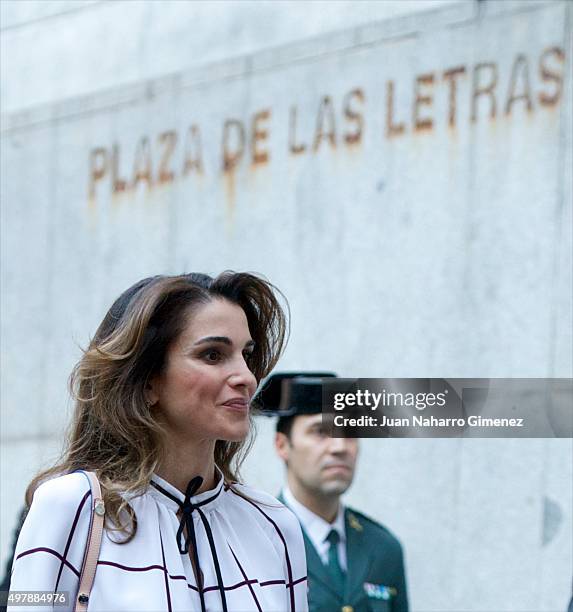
[222,398,250,410]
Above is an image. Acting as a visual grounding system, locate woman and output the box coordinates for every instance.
[9,272,308,612]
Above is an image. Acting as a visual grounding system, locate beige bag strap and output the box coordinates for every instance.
[75,471,105,612]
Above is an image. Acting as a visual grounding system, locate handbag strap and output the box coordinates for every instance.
[75,471,105,612]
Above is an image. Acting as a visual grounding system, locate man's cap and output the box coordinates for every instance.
[254,371,337,416]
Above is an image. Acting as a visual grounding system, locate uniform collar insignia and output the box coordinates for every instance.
[348,512,363,531]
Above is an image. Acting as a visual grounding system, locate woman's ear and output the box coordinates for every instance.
[145,377,160,408]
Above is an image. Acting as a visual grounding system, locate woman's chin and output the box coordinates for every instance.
[218,422,250,443]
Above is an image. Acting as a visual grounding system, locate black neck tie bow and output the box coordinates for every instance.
[176,476,203,554]
[150,475,228,612]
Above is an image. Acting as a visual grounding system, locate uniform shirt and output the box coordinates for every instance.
[282,487,347,571]
[9,470,308,612]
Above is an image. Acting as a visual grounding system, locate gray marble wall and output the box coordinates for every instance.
[1,1,571,609]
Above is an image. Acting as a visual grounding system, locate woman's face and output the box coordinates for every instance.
[149,298,258,443]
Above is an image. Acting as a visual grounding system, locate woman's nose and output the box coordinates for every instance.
[229,356,257,393]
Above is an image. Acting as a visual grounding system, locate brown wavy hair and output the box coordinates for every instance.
[25,272,288,542]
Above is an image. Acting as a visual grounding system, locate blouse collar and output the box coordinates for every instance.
[149,466,225,513]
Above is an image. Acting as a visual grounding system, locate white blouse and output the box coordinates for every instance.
[9,470,308,612]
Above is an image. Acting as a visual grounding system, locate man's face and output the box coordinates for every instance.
[275,414,359,497]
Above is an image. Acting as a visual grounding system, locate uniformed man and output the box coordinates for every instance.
[255,372,409,612]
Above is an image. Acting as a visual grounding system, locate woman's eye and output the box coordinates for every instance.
[203,349,222,363]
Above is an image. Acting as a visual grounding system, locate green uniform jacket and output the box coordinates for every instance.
[279,494,408,612]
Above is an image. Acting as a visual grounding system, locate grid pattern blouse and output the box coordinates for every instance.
[9,471,308,612]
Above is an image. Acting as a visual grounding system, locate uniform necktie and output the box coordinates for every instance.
[325,529,345,596]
